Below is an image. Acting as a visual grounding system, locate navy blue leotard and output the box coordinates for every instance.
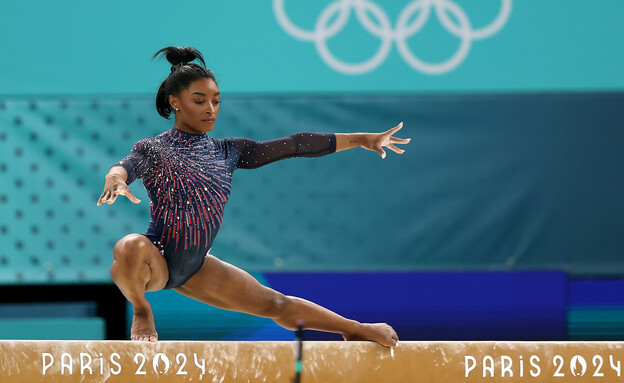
[113,127,336,288]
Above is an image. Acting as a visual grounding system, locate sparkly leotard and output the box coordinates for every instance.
[114,127,336,288]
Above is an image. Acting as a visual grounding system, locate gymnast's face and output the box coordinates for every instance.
[169,77,220,135]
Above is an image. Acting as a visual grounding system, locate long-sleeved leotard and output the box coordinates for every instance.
[113,127,336,288]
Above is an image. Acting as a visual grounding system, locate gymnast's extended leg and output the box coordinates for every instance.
[110,234,169,341]
[175,255,399,347]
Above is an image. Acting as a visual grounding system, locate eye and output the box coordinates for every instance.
[213,100,221,105]
[194,100,204,105]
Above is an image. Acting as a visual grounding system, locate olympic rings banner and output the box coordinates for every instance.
[274,0,512,75]
[1,0,624,94]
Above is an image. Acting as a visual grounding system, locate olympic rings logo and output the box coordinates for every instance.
[273,0,512,75]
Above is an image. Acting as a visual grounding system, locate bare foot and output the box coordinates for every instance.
[343,323,399,348]
[131,312,158,342]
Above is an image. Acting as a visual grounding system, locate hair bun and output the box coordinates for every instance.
[153,46,207,68]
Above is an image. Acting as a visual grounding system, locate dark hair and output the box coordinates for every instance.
[153,46,217,119]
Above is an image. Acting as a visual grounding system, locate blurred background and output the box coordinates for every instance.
[0,0,623,341]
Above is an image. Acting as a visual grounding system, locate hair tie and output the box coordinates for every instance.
[170,63,189,73]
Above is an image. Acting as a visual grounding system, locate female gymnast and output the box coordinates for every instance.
[97,46,409,347]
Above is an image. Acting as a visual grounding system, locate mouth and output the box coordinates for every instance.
[202,119,216,123]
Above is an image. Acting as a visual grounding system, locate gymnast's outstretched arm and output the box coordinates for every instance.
[232,122,409,169]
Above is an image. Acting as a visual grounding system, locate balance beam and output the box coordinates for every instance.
[1,340,624,382]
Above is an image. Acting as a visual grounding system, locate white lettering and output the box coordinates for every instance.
[134,353,147,375]
[176,353,188,375]
[593,355,604,377]
[610,355,621,376]
[98,353,104,375]
[464,356,477,377]
[110,353,122,375]
[194,353,206,375]
[483,355,494,378]
[80,353,93,375]
[501,355,513,377]
[519,355,524,377]
[553,355,565,377]
[61,352,73,375]
[530,355,541,377]
[42,353,54,375]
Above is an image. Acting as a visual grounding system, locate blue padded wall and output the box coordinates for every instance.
[265,271,568,340]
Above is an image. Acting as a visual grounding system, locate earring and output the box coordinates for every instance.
[175,108,179,111]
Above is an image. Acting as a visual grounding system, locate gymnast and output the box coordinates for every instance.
[97,46,409,347]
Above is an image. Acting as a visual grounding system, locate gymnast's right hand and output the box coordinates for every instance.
[97,168,141,206]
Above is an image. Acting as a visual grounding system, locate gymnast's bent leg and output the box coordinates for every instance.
[110,233,169,341]
[175,255,399,347]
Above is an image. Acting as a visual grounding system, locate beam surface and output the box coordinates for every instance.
[1,340,624,382]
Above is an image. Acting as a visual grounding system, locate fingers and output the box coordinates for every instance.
[391,329,399,348]
[97,190,113,206]
[390,136,411,145]
[97,186,141,206]
[108,192,120,204]
[115,188,142,204]
[386,121,403,135]
[377,147,387,159]
[381,122,410,157]
[116,188,141,203]
[97,187,119,206]
[387,143,405,155]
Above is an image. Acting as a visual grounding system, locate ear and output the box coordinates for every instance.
[168,94,179,110]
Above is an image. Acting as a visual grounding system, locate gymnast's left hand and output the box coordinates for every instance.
[361,122,410,159]
[336,122,410,158]
[97,169,142,206]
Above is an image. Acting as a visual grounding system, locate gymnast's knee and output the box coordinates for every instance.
[112,234,151,265]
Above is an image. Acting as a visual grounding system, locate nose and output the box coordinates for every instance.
[206,103,215,114]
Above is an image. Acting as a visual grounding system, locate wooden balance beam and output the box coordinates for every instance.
[1,340,624,382]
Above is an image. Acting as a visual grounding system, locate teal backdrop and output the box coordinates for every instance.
[1,0,623,95]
